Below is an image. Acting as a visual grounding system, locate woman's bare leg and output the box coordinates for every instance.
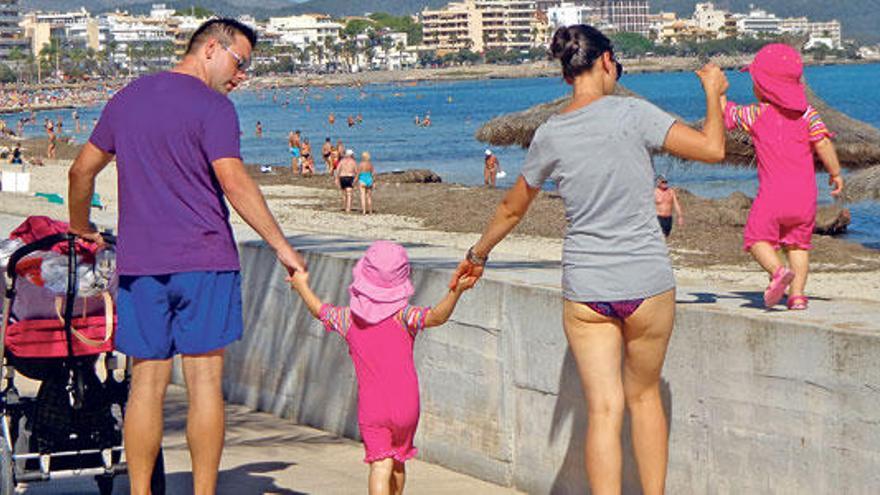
[621,289,675,495]
[390,460,406,495]
[367,189,373,214]
[360,185,367,214]
[369,458,394,495]
[563,300,625,495]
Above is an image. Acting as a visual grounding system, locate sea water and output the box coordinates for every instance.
[8,63,880,248]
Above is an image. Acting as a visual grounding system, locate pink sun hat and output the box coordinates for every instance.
[741,43,808,112]
[349,240,415,324]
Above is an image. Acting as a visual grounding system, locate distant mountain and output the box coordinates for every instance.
[652,0,880,44]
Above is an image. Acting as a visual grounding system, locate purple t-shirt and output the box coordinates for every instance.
[90,71,241,275]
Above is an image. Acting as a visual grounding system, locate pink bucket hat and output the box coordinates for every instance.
[741,43,808,112]
[349,240,414,325]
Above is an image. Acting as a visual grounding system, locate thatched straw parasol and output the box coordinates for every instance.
[476,84,880,172]
[475,85,661,149]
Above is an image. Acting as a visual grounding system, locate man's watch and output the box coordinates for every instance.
[466,246,488,266]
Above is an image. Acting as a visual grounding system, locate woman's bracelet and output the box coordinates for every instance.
[466,246,488,266]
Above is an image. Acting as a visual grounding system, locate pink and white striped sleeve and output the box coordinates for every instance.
[319,304,351,337]
[803,105,835,143]
[724,101,765,133]
[397,305,431,337]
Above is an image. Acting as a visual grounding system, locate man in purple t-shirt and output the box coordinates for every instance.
[68,19,306,495]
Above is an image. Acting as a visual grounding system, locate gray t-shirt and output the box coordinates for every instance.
[521,96,676,301]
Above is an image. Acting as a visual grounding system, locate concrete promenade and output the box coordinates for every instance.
[226,232,880,494]
[17,385,522,494]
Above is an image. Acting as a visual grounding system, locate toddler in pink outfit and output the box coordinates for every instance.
[722,44,843,310]
[289,240,475,494]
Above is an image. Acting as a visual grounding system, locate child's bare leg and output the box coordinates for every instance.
[785,248,809,297]
[390,460,406,495]
[369,458,394,495]
[749,241,783,277]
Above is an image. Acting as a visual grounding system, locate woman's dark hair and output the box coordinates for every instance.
[549,25,614,82]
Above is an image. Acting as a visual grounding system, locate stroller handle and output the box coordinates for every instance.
[6,232,116,280]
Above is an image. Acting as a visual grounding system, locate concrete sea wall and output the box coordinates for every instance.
[218,235,880,494]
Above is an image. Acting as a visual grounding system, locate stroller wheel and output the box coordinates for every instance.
[96,473,114,495]
[0,442,14,495]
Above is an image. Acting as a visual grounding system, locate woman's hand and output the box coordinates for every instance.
[449,260,484,290]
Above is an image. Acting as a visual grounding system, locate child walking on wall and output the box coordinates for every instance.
[723,43,844,310]
[289,240,476,495]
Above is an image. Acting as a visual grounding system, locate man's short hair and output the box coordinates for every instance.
[186,18,258,54]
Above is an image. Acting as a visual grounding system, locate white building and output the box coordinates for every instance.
[782,16,842,49]
[149,3,175,21]
[267,14,342,48]
[735,9,782,37]
[546,2,602,29]
[693,2,728,38]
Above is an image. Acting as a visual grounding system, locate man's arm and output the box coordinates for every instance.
[213,157,306,274]
[68,142,113,239]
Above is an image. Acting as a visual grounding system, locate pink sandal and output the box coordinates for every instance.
[764,267,794,308]
[787,295,809,310]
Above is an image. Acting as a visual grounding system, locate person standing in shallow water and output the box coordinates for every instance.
[451,24,729,495]
[654,175,683,238]
[484,149,500,188]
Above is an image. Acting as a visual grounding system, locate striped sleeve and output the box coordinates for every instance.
[724,101,765,133]
[319,304,351,337]
[397,305,431,337]
[803,105,835,143]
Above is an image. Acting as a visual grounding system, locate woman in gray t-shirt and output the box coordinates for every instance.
[451,25,729,493]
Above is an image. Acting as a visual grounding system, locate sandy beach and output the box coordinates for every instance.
[1,149,876,304]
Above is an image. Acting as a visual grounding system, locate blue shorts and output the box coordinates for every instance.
[290,147,301,158]
[117,271,243,359]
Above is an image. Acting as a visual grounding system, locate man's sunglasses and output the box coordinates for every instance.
[223,44,251,72]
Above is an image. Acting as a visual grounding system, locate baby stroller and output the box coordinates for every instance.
[0,223,165,494]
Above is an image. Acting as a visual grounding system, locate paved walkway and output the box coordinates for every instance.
[17,385,522,494]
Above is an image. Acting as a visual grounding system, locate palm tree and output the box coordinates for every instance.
[380,35,394,69]
[324,36,337,69]
[396,41,406,69]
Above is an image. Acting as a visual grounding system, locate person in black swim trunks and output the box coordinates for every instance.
[336,149,358,213]
[654,175,684,238]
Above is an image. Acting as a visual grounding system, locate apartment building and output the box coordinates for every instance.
[0,0,27,60]
[536,1,650,35]
[780,17,842,49]
[21,9,104,56]
[477,0,538,52]
[421,0,484,53]
[422,0,545,54]
[692,2,736,39]
[735,8,782,37]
